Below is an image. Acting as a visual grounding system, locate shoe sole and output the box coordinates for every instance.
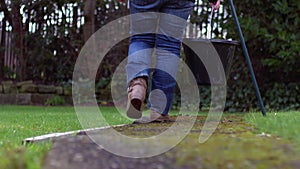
[133,118,174,124]
[126,99,142,119]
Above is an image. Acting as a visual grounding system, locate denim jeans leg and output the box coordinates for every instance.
[126,38,153,84]
[126,1,160,85]
[127,0,194,115]
[149,0,194,115]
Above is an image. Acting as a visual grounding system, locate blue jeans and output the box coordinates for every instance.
[126,0,194,115]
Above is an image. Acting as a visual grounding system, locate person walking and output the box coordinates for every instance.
[123,0,221,122]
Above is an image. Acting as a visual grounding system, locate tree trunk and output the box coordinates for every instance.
[83,0,96,42]
[80,0,97,80]
[0,0,11,80]
[11,1,25,81]
[0,18,5,80]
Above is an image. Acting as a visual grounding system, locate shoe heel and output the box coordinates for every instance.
[126,99,142,119]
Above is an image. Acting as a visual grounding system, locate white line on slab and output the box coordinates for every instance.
[23,124,129,144]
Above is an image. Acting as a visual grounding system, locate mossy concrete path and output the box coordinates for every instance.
[43,116,300,169]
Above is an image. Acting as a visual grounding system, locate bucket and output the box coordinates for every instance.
[182,38,239,85]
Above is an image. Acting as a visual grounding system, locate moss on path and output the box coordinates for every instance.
[43,115,300,169]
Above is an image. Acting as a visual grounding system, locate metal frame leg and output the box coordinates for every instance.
[229,0,267,116]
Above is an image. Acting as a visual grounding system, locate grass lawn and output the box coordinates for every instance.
[245,111,300,147]
[0,105,130,169]
[1,105,300,169]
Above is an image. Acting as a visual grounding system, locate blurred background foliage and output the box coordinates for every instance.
[0,0,299,111]
[220,0,300,111]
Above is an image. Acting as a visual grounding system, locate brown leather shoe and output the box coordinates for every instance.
[150,110,174,123]
[133,111,174,124]
[126,77,147,119]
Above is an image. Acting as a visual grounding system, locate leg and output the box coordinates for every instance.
[126,1,160,83]
[126,1,160,118]
[149,0,194,116]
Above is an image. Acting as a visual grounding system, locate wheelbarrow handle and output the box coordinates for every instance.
[207,5,215,39]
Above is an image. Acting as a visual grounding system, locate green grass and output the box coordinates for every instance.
[0,105,130,169]
[2,106,300,169]
[245,111,300,146]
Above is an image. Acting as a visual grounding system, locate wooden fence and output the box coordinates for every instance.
[0,0,228,81]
